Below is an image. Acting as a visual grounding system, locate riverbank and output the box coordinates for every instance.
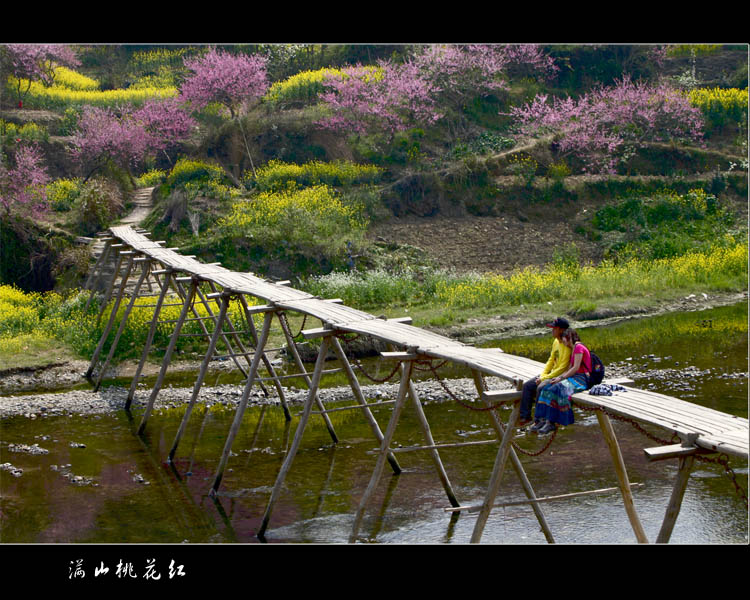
[2,289,746,417]
[1,287,744,398]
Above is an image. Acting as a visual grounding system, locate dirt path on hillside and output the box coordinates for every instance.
[120,186,154,227]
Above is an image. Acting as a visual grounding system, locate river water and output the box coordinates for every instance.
[1,302,747,547]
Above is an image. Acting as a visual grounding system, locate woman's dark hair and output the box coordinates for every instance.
[563,328,580,344]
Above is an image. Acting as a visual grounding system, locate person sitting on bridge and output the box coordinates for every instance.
[518,317,572,428]
[530,327,591,435]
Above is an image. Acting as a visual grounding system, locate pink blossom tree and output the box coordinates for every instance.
[1,44,80,106]
[69,106,150,180]
[179,47,269,118]
[316,62,441,138]
[179,47,269,178]
[316,44,558,142]
[0,144,50,218]
[69,100,195,180]
[508,76,705,173]
[133,97,197,159]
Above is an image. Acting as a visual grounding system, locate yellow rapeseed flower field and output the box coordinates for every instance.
[436,243,748,309]
[8,76,177,108]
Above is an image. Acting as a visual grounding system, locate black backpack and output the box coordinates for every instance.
[588,351,605,388]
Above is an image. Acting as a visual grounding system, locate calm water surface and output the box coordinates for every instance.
[1,302,747,545]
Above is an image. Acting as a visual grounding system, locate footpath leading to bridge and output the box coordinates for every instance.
[82,223,748,544]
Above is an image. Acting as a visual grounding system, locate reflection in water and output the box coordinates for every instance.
[0,303,747,544]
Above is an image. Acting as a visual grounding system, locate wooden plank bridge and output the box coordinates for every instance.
[83,224,748,544]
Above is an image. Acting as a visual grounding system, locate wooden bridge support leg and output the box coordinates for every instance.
[94,258,151,391]
[471,371,555,543]
[388,344,459,506]
[136,279,198,435]
[210,311,274,495]
[595,410,649,543]
[408,378,460,508]
[234,296,291,421]
[277,316,338,443]
[83,238,113,313]
[193,285,248,378]
[96,247,125,325]
[349,358,414,542]
[168,292,232,463]
[83,237,112,292]
[257,336,331,540]
[330,336,401,475]
[126,269,173,410]
[655,454,695,544]
[470,398,521,543]
[86,254,135,379]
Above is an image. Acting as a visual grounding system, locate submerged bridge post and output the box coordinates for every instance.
[256,333,333,538]
[595,410,649,543]
[126,268,173,410]
[210,309,275,495]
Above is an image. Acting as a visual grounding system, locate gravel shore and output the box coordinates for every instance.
[0,376,514,420]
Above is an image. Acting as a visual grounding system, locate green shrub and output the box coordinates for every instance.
[303,268,449,308]
[165,158,227,188]
[135,169,167,187]
[59,106,82,135]
[0,284,40,335]
[592,188,736,260]
[46,178,83,212]
[1,119,49,144]
[451,131,516,158]
[216,184,368,262]
[688,87,748,132]
[546,161,571,179]
[507,154,538,187]
[72,178,124,235]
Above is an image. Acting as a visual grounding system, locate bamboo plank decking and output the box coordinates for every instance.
[93,225,747,543]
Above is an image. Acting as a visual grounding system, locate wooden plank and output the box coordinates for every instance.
[445,483,645,513]
[644,443,702,462]
[380,351,418,360]
[482,390,523,403]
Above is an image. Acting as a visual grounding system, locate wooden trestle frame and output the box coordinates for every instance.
[85,225,748,544]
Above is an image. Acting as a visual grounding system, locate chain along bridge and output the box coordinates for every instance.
[82,224,748,543]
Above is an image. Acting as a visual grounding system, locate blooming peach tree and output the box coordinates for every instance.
[0,144,49,218]
[508,76,705,173]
